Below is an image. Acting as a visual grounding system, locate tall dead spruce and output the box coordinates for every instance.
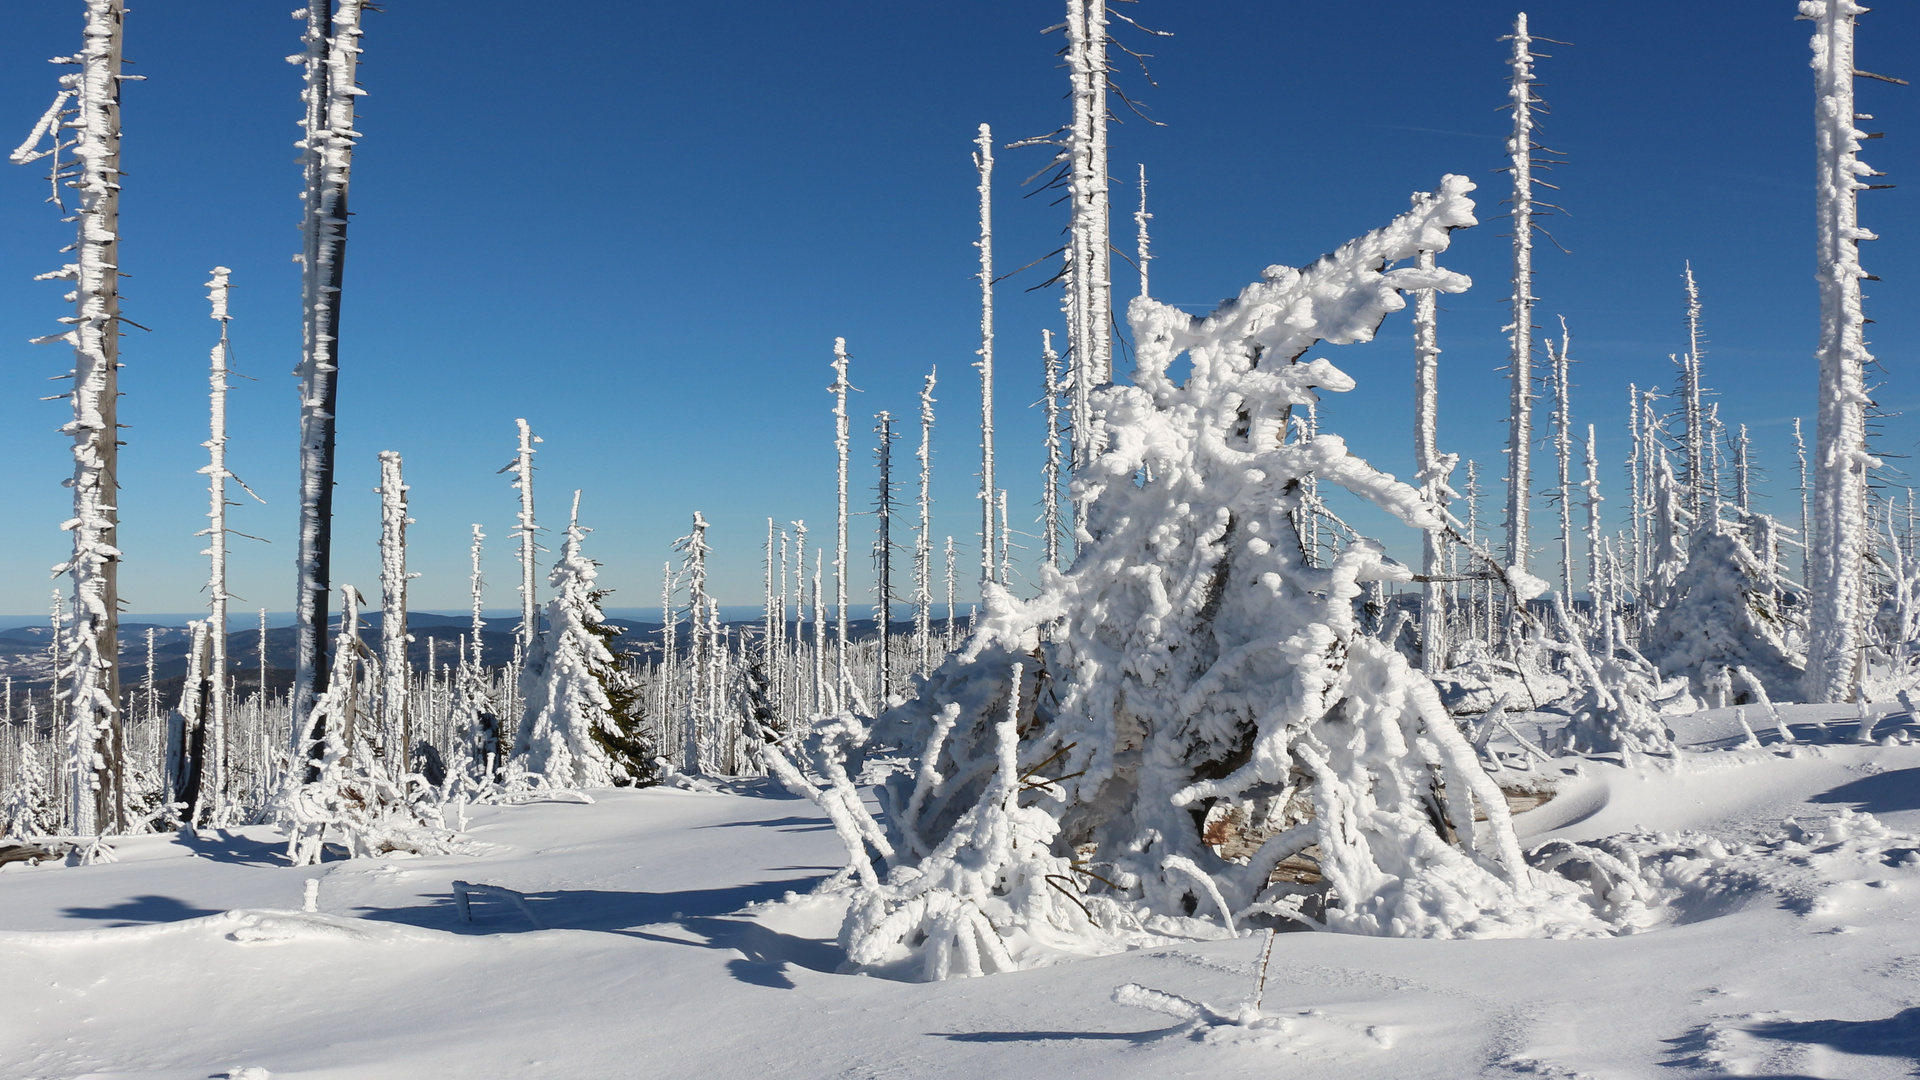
[1801,0,1900,702]
[292,0,368,758]
[9,0,135,834]
[1498,13,1567,583]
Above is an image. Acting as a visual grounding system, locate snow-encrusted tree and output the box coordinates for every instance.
[1802,0,1889,702]
[276,585,452,865]
[914,372,938,676]
[198,268,240,826]
[1641,521,1805,703]
[11,0,133,836]
[292,0,368,743]
[1411,246,1457,674]
[375,451,414,771]
[503,419,542,656]
[784,178,1603,979]
[973,125,998,587]
[451,523,502,785]
[1497,14,1568,584]
[513,492,621,790]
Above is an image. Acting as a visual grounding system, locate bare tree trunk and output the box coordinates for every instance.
[294,0,366,754]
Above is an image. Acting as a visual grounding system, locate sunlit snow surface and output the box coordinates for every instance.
[12,720,1920,1078]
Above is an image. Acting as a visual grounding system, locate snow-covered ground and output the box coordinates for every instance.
[11,723,1920,1079]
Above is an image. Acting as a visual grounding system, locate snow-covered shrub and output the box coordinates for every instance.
[792,178,1604,977]
[1535,598,1676,761]
[511,497,651,789]
[273,588,455,866]
[1639,520,1805,703]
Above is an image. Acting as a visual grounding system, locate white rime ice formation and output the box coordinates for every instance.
[11,0,131,835]
[513,493,619,790]
[1502,13,1540,576]
[376,452,414,772]
[1641,522,1806,704]
[1802,0,1882,702]
[451,523,501,786]
[789,179,1606,980]
[275,586,453,865]
[505,419,542,655]
[974,125,998,587]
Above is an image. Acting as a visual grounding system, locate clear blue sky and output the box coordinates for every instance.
[0,1,1915,618]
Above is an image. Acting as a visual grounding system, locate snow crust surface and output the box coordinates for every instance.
[14,730,1920,1078]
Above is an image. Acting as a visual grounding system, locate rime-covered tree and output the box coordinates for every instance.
[276,586,451,864]
[503,419,542,656]
[513,493,621,789]
[781,178,1602,979]
[1642,521,1805,703]
[375,452,414,772]
[1802,0,1889,702]
[1498,13,1567,579]
[10,0,132,835]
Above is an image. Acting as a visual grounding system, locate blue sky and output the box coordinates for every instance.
[0,0,1915,618]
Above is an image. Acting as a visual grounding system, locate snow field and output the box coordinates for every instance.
[8,736,1920,1078]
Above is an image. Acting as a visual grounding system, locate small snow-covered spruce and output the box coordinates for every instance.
[512,492,628,790]
[291,0,369,741]
[674,512,714,772]
[1802,0,1892,702]
[580,589,658,788]
[1642,514,1806,705]
[2,736,54,839]
[11,0,134,835]
[275,586,453,865]
[792,178,1603,977]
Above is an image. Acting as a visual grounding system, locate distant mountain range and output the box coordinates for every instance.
[0,612,940,691]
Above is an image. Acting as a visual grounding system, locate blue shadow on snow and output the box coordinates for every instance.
[1810,768,1920,815]
[60,894,220,925]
